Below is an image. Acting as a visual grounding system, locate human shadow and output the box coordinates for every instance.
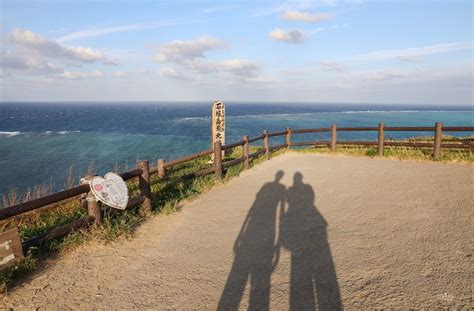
[217,171,286,311]
[280,172,342,310]
[218,171,342,310]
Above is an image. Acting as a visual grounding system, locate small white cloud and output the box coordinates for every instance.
[269,28,306,44]
[396,54,422,62]
[202,5,236,14]
[58,70,104,80]
[221,59,261,77]
[113,71,127,78]
[67,46,107,62]
[158,67,178,77]
[282,11,333,23]
[154,37,226,63]
[345,0,367,4]
[157,67,196,81]
[320,61,344,72]
[360,71,405,82]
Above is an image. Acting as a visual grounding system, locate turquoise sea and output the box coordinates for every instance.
[0,102,473,198]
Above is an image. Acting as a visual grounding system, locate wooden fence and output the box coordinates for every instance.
[1,122,472,252]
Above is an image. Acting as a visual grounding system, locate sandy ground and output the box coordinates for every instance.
[2,153,473,310]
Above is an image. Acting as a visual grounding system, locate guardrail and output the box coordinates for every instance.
[1,122,472,251]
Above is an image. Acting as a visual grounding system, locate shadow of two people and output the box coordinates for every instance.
[218,171,342,311]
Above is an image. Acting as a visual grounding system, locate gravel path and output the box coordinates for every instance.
[3,153,473,310]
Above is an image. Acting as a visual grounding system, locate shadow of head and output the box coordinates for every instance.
[293,172,303,183]
[275,170,284,182]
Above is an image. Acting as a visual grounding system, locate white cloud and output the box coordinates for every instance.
[159,58,262,82]
[57,23,151,42]
[320,61,344,72]
[157,67,196,81]
[154,37,265,84]
[282,10,333,23]
[0,51,64,74]
[67,46,107,62]
[220,59,261,77]
[8,28,108,63]
[352,42,472,62]
[251,0,360,18]
[345,0,367,4]
[113,71,127,78]
[202,5,237,14]
[154,37,226,63]
[2,29,113,80]
[153,36,265,84]
[157,67,179,77]
[358,70,405,82]
[269,28,306,44]
[334,66,473,89]
[58,70,104,80]
[56,19,203,42]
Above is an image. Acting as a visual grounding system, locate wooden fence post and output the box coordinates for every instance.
[331,124,337,152]
[286,127,291,148]
[242,135,249,170]
[263,130,270,160]
[378,123,385,157]
[86,192,102,225]
[84,173,102,225]
[214,141,223,180]
[157,159,165,179]
[433,122,443,160]
[138,160,152,215]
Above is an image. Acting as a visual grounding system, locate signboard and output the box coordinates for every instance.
[0,228,24,271]
[211,100,225,159]
[90,172,129,210]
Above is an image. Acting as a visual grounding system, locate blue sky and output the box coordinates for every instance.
[1,0,472,105]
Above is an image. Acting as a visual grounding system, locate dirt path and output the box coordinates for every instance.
[3,153,473,309]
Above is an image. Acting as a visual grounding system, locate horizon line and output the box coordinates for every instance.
[0,100,473,107]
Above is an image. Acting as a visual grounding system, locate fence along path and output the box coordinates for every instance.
[1,122,472,252]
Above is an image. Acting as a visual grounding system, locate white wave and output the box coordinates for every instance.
[179,116,211,121]
[0,130,82,137]
[229,110,474,119]
[40,130,81,135]
[58,130,81,135]
[176,110,472,121]
[0,131,22,137]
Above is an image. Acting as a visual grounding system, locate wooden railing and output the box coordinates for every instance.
[1,122,472,251]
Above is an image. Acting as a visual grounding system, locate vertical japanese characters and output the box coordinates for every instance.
[211,101,225,158]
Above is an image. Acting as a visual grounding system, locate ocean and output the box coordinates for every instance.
[0,102,473,198]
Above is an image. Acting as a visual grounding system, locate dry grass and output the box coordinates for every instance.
[295,135,473,162]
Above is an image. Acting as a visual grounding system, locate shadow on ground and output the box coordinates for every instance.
[218,171,342,310]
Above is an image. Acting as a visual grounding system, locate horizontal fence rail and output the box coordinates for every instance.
[248,134,265,143]
[162,148,214,169]
[291,128,331,134]
[1,122,472,251]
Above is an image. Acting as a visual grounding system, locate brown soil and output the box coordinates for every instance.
[3,153,473,309]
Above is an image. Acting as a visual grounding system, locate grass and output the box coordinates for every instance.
[295,135,474,162]
[0,137,471,292]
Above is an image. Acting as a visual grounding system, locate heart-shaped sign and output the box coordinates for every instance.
[90,172,129,210]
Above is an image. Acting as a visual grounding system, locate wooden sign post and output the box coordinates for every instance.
[211,101,225,160]
[0,228,24,271]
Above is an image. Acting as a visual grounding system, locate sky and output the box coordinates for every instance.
[0,0,472,105]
